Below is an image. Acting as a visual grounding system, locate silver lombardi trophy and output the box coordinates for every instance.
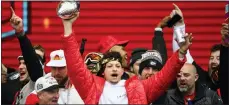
[57,0,80,20]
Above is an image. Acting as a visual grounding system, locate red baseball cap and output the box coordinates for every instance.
[98,36,129,53]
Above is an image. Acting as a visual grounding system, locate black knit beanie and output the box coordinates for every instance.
[138,50,163,75]
[129,48,147,67]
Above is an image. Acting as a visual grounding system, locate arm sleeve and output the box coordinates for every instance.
[62,33,97,101]
[219,45,229,104]
[172,25,194,64]
[152,28,168,65]
[16,32,44,82]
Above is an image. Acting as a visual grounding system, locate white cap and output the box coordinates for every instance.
[35,76,59,93]
[46,50,66,67]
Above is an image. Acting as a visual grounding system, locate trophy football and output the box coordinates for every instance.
[57,1,80,20]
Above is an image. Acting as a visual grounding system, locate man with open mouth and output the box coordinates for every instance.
[9,7,45,105]
[164,63,223,105]
[25,50,84,104]
[60,9,193,104]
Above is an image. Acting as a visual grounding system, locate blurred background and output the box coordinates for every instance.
[1,1,226,71]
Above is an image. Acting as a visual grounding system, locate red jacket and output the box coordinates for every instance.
[62,33,186,104]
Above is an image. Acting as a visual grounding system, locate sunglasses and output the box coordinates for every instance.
[84,52,103,64]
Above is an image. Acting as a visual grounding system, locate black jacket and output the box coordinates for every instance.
[1,77,21,104]
[192,61,218,91]
[152,30,168,65]
[164,83,223,105]
[13,32,44,104]
[17,32,44,82]
[150,30,168,104]
[219,45,228,104]
[1,66,20,105]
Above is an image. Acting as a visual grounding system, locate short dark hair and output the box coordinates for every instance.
[210,44,221,53]
[97,52,122,77]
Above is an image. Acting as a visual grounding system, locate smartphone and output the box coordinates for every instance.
[226,4,229,19]
[167,14,182,27]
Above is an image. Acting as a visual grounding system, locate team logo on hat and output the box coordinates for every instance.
[37,84,43,90]
[141,50,162,64]
[53,55,62,60]
[150,61,156,66]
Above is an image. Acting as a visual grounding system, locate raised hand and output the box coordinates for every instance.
[62,12,79,25]
[157,16,172,29]
[179,33,193,55]
[62,12,79,36]
[170,3,184,26]
[9,7,23,33]
[221,23,229,46]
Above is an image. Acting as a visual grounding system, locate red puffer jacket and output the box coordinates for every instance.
[62,33,186,104]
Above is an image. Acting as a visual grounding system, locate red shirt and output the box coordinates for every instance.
[184,92,196,105]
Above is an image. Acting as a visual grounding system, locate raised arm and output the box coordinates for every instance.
[143,31,193,103]
[171,4,194,64]
[219,22,229,104]
[170,4,210,87]
[10,7,43,82]
[152,16,171,65]
[61,13,99,102]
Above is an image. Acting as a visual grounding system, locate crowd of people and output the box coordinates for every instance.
[2,3,228,105]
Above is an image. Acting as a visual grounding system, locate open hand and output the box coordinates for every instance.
[180,33,193,52]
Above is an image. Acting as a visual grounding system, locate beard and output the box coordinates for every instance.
[58,76,68,86]
[209,63,219,71]
[211,64,219,71]
[178,86,188,92]
[178,83,189,93]
[210,65,220,85]
[208,63,219,76]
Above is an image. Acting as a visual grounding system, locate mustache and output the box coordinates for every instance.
[179,82,186,85]
[210,64,219,70]
[54,75,64,78]
[210,63,218,66]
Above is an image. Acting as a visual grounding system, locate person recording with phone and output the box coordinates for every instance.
[219,3,229,104]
